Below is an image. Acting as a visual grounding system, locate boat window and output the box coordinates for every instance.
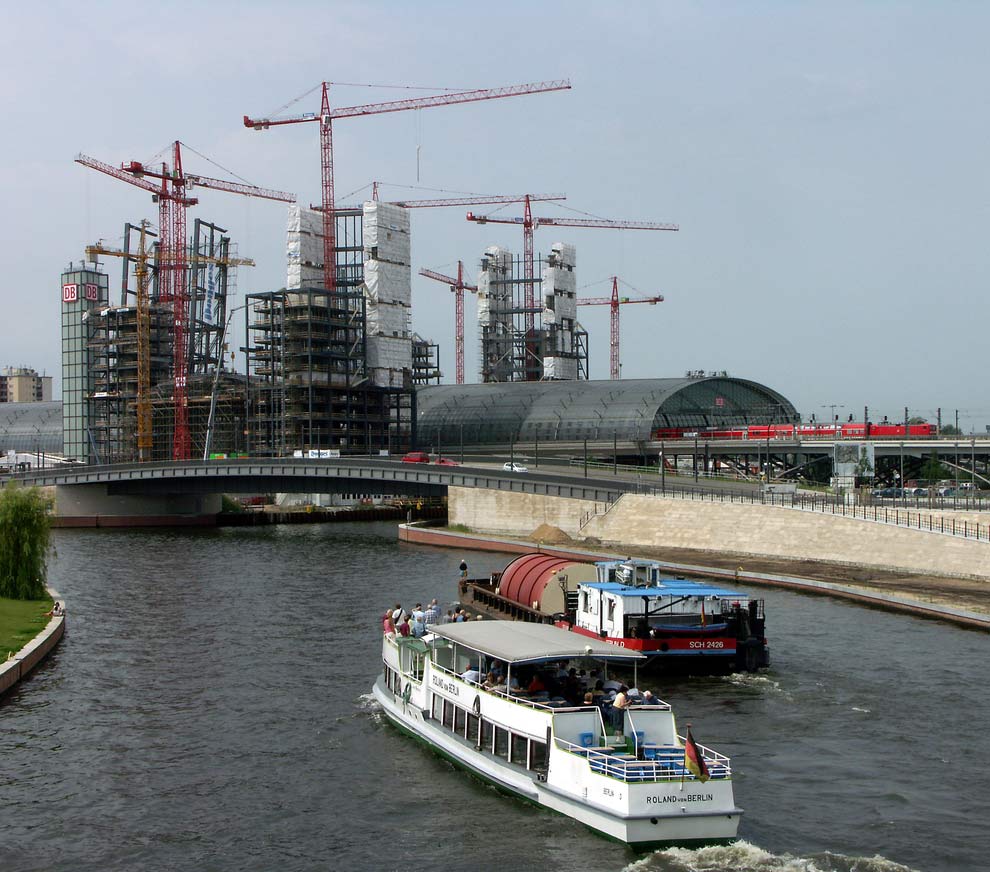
[431,695,443,721]
[466,714,479,744]
[454,707,466,734]
[530,739,548,772]
[442,700,455,730]
[580,590,588,611]
[607,599,616,622]
[494,726,509,758]
[510,733,528,766]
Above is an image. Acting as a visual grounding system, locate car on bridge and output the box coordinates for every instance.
[502,461,528,473]
[402,451,431,464]
[434,457,459,466]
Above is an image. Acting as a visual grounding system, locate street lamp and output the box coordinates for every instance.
[203,303,246,461]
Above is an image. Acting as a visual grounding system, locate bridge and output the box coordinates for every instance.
[12,457,645,526]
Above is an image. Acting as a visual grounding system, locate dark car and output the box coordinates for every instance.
[401,451,431,463]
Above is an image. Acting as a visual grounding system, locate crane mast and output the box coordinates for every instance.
[419,262,479,385]
[578,277,664,379]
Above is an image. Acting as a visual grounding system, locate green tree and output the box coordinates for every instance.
[920,450,947,485]
[0,484,52,600]
[940,425,962,436]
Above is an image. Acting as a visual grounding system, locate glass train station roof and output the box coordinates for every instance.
[0,401,63,454]
[416,377,799,445]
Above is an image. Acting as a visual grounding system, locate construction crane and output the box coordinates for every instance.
[578,277,664,380]
[317,190,566,211]
[76,144,295,460]
[243,79,571,295]
[419,262,478,385]
[466,204,678,333]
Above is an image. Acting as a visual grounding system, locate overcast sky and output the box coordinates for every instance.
[4,1,988,432]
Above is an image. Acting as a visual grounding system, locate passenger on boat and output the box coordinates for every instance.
[527,674,546,693]
[461,664,482,683]
[564,669,583,705]
[411,604,426,637]
[382,610,396,637]
[391,603,403,625]
[506,674,523,694]
[611,685,631,729]
[482,672,499,689]
[397,615,411,637]
[583,692,594,706]
[424,599,441,625]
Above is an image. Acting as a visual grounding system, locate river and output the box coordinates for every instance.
[1,522,988,871]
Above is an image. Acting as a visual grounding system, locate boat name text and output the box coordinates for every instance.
[646,793,714,804]
[431,675,460,697]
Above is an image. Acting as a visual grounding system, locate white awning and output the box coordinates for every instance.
[430,621,644,664]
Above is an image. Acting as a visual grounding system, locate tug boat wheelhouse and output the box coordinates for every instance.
[459,555,769,674]
[372,621,741,848]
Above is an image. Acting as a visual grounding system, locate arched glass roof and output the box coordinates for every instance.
[0,402,64,454]
[416,377,798,445]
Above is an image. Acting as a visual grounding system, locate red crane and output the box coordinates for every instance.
[577,277,664,380]
[419,262,478,385]
[76,144,295,460]
[243,80,571,294]
[466,206,678,333]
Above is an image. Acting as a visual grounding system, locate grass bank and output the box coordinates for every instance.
[0,595,54,660]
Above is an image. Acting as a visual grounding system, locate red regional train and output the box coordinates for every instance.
[653,422,937,440]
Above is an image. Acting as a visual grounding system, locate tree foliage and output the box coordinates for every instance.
[0,484,52,600]
[920,450,947,484]
[940,425,962,436]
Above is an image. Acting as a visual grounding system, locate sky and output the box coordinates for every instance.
[3,1,989,433]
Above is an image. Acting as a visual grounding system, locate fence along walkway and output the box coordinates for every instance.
[624,484,990,544]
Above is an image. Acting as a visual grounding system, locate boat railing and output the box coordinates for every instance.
[554,734,732,783]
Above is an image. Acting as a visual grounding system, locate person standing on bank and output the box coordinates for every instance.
[459,560,468,580]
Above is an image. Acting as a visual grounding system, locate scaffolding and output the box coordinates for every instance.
[476,246,588,382]
[412,334,442,385]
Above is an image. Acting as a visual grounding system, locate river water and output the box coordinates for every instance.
[2,523,988,872]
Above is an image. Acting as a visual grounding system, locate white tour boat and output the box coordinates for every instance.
[372,621,741,848]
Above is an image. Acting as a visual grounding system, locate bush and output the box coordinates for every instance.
[0,484,52,600]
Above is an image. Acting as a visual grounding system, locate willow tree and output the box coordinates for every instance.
[0,484,52,600]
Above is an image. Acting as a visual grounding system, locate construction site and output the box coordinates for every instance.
[60,79,687,463]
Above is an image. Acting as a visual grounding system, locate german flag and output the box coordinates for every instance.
[684,726,710,783]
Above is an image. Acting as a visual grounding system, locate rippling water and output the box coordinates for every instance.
[2,523,988,871]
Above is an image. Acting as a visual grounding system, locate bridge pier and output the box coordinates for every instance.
[54,484,221,527]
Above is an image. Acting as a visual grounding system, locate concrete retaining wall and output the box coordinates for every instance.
[447,487,990,582]
[0,613,65,698]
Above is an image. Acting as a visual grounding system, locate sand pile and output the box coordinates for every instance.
[529,523,572,544]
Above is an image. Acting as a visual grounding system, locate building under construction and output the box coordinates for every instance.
[72,219,249,463]
[477,242,588,382]
[244,202,425,455]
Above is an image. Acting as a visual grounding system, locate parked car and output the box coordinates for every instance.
[502,461,528,473]
[402,451,431,464]
[434,457,459,466]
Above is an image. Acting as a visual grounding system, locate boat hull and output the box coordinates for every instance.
[371,676,740,849]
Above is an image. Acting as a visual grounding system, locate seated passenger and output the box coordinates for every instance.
[506,674,523,693]
[482,672,499,689]
[527,673,546,693]
[461,664,482,683]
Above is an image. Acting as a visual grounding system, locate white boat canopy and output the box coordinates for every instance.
[430,621,646,665]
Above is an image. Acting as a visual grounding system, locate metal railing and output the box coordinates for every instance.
[555,734,730,783]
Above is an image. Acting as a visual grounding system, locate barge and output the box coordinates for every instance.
[372,621,741,848]
[459,554,769,674]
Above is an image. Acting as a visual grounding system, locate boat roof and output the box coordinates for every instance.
[581,580,745,598]
[430,621,646,664]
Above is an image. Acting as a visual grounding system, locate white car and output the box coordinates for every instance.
[502,461,528,473]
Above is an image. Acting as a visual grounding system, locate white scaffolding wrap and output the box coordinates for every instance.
[286,205,325,289]
[366,302,410,337]
[363,201,411,265]
[364,260,411,305]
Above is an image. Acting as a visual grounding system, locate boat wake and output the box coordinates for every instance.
[721,673,783,694]
[623,840,919,872]
[355,692,386,724]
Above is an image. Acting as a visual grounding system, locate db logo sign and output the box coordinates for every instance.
[85,283,98,301]
[62,283,78,303]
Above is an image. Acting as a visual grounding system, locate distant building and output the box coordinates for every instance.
[0,367,53,404]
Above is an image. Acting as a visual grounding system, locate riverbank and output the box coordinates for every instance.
[400,523,990,632]
[0,592,65,697]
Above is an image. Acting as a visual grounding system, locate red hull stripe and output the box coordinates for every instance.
[560,622,737,653]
